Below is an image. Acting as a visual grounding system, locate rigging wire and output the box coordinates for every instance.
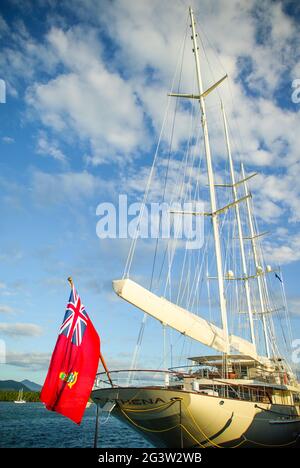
[151,15,190,296]
[124,5,294,377]
[126,15,190,376]
[196,14,294,364]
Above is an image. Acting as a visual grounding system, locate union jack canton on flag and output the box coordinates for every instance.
[59,288,88,346]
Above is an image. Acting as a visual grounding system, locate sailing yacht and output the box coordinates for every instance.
[92,7,300,447]
[14,388,26,404]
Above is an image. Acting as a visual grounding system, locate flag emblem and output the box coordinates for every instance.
[59,287,88,346]
[59,371,79,389]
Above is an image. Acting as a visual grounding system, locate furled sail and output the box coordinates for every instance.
[113,278,226,353]
[113,278,268,365]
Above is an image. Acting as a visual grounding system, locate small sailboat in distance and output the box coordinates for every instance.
[92,6,300,447]
[14,388,26,404]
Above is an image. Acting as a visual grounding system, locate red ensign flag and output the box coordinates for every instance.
[41,282,100,424]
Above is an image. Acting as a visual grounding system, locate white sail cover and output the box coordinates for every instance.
[113,278,262,363]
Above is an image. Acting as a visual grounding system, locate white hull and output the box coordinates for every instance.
[92,386,300,448]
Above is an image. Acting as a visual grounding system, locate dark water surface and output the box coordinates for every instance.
[0,402,153,448]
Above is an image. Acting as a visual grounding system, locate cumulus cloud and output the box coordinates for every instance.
[0,323,43,337]
[6,351,50,370]
[2,136,15,144]
[36,131,67,163]
[24,24,147,165]
[0,247,23,263]
[1,0,300,266]
[2,0,299,172]
[0,282,25,299]
[288,297,300,317]
[0,305,16,315]
[264,231,300,265]
[31,169,102,205]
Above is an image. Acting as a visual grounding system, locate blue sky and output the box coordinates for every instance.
[0,0,300,384]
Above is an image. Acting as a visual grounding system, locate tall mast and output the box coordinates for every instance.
[241,163,270,358]
[189,8,229,353]
[221,104,256,348]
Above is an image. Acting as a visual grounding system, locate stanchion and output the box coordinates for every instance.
[171,397,183,448]
[179,398,183,448]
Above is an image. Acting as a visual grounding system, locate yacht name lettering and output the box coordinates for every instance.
[100,397,166,405]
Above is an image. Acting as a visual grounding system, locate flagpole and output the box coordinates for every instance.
[93,354,114,448]
[99,352,114,387]
[67,276,74,289]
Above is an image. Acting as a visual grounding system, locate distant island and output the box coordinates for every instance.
[0,379,42,402]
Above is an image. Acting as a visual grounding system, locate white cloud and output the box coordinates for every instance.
[264,231,300,265]
[31,169,103,205]
[2,0,298,172]
[0,15,9,36]
[0,247,23,263]
[287,297,300,317]
[1,0,300,265]
[0,305,16,315]
[0,323,43,337]
[0,15,58,98]
[36,132,67,163]
[2,136,15,144]
[6,351,50,370]
[25,25,147,165]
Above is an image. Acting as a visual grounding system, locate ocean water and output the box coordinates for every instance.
[0,402,153,448]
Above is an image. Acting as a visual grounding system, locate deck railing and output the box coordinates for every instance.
[93,368,284,405]
[94,369,186,389]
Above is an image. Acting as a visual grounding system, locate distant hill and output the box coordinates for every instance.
[0,380,31,391]
[21,380,42,391]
